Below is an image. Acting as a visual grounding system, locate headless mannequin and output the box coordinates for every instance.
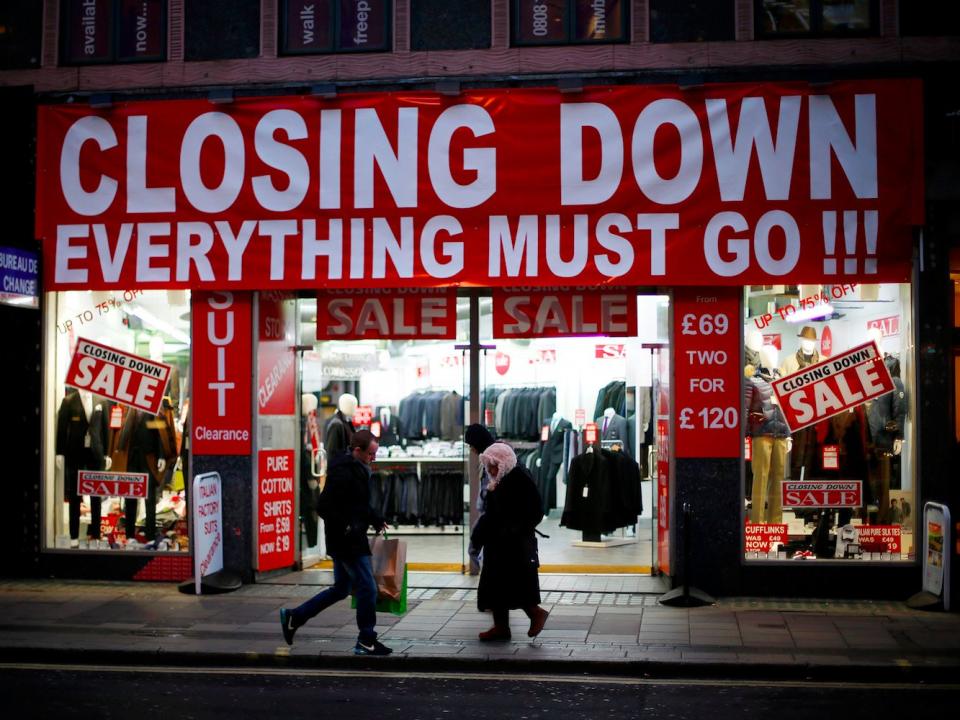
[56,388,110,546]
[865,327,906,522]
[300,393,321,548]
[596,407,630,456]
[325,393,357,458]
[781,328,820,483]
[538,410,571,514]
[746,346,790,524]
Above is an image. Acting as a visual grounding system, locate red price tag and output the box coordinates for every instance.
[109,405,124,429]
[541,425,549,442]
[574,408,585,427]
[584,422,598,444]
[484,408,494,426]
[822,444,839,470]
[353,405,373,426]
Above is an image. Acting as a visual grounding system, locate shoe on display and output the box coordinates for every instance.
[279,608,297,646]
[353,639,393,656]
[478,626,511,641]
[527,607,549,637]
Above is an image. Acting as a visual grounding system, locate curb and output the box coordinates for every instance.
[2,646,958,685]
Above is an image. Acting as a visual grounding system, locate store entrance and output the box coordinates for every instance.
[293,292,668,578]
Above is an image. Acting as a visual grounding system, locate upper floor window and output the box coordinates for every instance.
[512,1,628,46]
[899,1,960,37]
[279,0,392,55]
[60,0,166,66]
[0,1,43,69]
[650,0,735,42]
[411,0,491,51]
[185,0,259,61]
[756,1,878,38]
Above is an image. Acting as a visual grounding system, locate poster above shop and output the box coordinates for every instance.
[492,288,636,338]
[36,80,923,291]
[316,288,457,339]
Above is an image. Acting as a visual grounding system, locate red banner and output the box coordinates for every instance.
[316,288,457,339]
[257,450,296,572]
[191,291,253,455]
[257,293,296,415]
[782,480,862,508]
[65,338,171,414]
[858,525,902,553]
[493,288,636,338]
[37,80,923,291]
[78,469,149,499]
[772,340,894,433]
[673,287,741,458]
[744,523,788,553]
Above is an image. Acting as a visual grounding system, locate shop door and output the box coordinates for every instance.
[477,293,667,575]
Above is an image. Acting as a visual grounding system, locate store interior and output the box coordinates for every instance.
[298,294,669,574]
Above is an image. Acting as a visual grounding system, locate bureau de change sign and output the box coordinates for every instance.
[771,340,894,433]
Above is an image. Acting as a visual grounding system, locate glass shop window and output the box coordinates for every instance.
[512,1,628,46]
[755,0,878,38]
[279,0,392,55]
[44,290,191,553]
[742,283,915,562]
[60,0,166,65]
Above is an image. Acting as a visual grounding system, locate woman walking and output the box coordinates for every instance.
[470,442,550,640]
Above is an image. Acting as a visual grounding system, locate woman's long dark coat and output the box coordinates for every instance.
[471,464,544,611]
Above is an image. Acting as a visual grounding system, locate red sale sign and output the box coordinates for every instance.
[857,525,902,553]
[354,405,373,427]
[65,338,171,414]
[866,315,900,337]
[37,80,922,292]
[191,291,253,455]
[78,470,148,499]
[595,343,625,359]
[782,480,862,508]
[745,524,788,552]
[492,289,637,338]
[257,449,296,572]
[673,287,741,458]
[316,288,456,339]
[772,341,894,433]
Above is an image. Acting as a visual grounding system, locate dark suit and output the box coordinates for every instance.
[375,407,403,446]
[56,391,109,540]
[439,391,463,440]
[596,413,631,458]
[538,417,571,513]
[324,411,355,458]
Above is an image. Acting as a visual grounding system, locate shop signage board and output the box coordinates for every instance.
[822,444,839,470]
[316,288,457,339]
[772,341,895,433]
[744,524,788,553]
[77,469,148,499]
[65,337,171,415]
[921,502,952,611]
[857,526,902,554]
[193,471,223,595]
[867,315,900,337]
[37,80,923,292]
[492,288,637,338]
[673,287,741,458]
[257,450,296,572]
[0,246,39,308]
[258,293,296,415]
[781,480,862,508]
[192,292,253,454]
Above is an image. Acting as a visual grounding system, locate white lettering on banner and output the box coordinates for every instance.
[206,292,235,415]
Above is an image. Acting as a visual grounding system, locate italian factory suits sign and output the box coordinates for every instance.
[36,80,923,291]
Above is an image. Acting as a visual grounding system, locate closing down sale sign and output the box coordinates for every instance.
[65,338,171,415]
[771,341,894,433]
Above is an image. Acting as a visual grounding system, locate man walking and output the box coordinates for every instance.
[280,429,392,655]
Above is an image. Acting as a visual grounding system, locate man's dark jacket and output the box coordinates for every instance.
[316,451,383,558]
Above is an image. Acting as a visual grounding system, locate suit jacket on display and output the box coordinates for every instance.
[375,407,404,446]
[324,410,355,458]
[596,413,630,457]
[440,391,464,440]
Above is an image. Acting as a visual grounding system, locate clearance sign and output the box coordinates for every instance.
[772,340,895,433]
[36,80,922,291]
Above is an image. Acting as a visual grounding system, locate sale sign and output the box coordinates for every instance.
[772,341,894,433]
[673,287,741,458]
[595,343,625,359]
[78,470,148,499]
[782,480,862,508]
[492,289,637,338]
[354,405,373,427]
[316,288,456,339]
[867,315,900,337]
[822,444,839,470]
[745,524,788,553]
[37,80,923,292]
[257,293,296,415]
[192,292,253,455]
[857,525,902,554]
[65,338,171,414]
[257,450,296,572]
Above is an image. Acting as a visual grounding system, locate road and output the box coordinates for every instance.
[1,664,957,719]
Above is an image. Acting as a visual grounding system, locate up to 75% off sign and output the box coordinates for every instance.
[673,288,741,458]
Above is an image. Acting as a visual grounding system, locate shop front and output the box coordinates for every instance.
[32,77,926,596]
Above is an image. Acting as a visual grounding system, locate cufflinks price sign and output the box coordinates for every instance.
[673,288,741,458]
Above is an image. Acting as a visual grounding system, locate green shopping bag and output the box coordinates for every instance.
[352,534,409,616]
[352,565,408,616]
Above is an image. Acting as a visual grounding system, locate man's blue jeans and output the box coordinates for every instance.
[290,552,378,643]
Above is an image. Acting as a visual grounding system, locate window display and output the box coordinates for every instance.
[45,290,190,552]
[742,283,914,562]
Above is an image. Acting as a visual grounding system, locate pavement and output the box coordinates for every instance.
[1,573,958,682]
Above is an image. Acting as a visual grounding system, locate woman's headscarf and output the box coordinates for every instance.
[478,442,517,491]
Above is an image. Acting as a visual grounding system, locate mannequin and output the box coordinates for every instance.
[56,388,110,546]
[865,327,907,522]
[376,405,404,447]
[538,411,572,514]
[745,345,790,524]
[596,406,631,458]
[300,393,321,549]
[779,325,820,482]
[110,399,178,546]
[324,393,357,458]
[745,328,764,369]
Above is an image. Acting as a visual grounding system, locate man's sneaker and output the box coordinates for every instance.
[279,608,297,646]
[354,639,393,656]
